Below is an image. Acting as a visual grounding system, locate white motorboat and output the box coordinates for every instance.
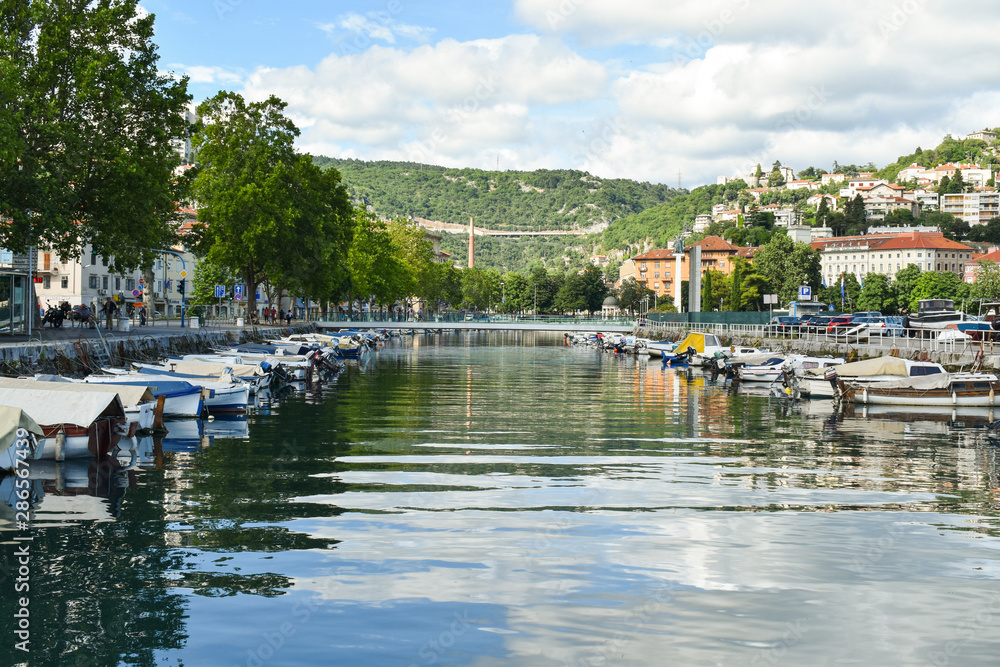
[90,371,248,414]
[840,372,1000,407]
[795,356,947,399]
[737,355,844,383]
[81,374,205,417]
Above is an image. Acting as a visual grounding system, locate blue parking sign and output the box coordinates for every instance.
[798,285,811,300]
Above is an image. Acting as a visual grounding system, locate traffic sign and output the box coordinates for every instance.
[132,289,140,297]
[214,284,225,298]
[234,285,243,301]
[180,270,187,278]
[138,277,144,284]
[798,285,812,300]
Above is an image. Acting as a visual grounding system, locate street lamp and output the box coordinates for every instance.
[501,281,505,314]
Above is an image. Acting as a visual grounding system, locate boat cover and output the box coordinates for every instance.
[165,360,264,378]
[801,356,911,379]
[673,332,713,354]
[0,406,43,452]
[863,375,954,391]
[10,377,154,407]
[0,388,125,426]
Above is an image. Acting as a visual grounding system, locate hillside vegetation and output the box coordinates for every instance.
[313,157,680,232]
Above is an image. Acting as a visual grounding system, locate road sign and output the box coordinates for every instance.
[180,270,187,278]
[234,285,243,301]
[138,278,144,284]
[798,285,812,300]
[132,289,140,297]
[214,284,225,298]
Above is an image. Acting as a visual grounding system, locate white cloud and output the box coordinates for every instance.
[319,12,434,47]
[174,64,244,85]
[241,34,607,167]
[194,1,1000,187]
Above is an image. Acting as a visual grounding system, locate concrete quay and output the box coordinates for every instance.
[0,318,313,377]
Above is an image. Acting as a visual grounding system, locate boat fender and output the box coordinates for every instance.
[991,386,995,406]
[952,391,958,405]
[862,387,868,404]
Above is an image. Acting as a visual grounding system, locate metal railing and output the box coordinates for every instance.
[638,320,997,357]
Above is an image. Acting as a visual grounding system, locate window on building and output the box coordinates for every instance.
[654,262,660,268]
[654,283,660,289]
[654,272,659,278]
[43,275,50,289]
[897,263,900,270]
[937,264,940,271]
[89,275,98,289]
[43,253,50,270]
[126,278,135,291]
[879,264,883,271]
[91,252,97,265]
[641,263,646,270]
[61,277,68,289]
[115,277,121,291]
[907,253,911,258]
[102,276,109,289]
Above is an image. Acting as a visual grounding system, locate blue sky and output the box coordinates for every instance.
[144,1,1000,188]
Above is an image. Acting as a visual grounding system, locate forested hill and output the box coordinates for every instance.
[602,181,747,250]
[876,133,1000,183]
[312,157,681,232]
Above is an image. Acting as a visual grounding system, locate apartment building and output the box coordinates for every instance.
[939,191,1000,226]
[811,231,973,286]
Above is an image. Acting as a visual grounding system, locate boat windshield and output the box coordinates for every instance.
[909,365,943,376]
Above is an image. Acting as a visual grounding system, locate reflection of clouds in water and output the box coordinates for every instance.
[284,508,995,664]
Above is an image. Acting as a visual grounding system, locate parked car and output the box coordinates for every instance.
[801,315,832,334]
[850,311,882,319]
[851,316,888,336]
[825,315,857,335]
[764,316,802,336]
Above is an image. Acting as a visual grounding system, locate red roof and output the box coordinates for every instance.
[811,231,972,253]
[689,236,740,253]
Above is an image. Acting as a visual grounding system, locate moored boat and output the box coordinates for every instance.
[0,406,43,471]
[795,356,947,399]
[839,372,1000,407]
[0,388,127,459]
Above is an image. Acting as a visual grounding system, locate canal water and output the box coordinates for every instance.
[3,332,1000,666]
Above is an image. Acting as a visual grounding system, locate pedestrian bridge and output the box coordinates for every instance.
[315,317,637,333]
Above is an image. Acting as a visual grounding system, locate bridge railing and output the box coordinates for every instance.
[316,313,638,326]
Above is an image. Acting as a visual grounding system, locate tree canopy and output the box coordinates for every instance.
[0,0,190,268]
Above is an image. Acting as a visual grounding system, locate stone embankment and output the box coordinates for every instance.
[0,325,314,378]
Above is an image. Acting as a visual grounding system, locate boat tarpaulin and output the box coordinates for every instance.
[0,377,154,408]
[673,332,709,354]
[802,356,910,379]
[0,406,43,470]
[0,388,126,428]
[865,375,953,391]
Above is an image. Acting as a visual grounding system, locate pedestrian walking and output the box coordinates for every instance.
[139,306,147,326]
[286,310,292,327]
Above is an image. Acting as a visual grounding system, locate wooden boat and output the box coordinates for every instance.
[0,388,127,459]
[795,356,947,399]
[0,406,43,471]
[839,372,1000,407]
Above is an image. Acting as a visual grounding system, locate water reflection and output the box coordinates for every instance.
[1,335,998,665]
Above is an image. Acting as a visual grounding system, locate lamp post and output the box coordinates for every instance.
[501,281,505,315]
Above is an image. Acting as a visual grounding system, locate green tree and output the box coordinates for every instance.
[971,260,1000,302]
[856,273,894,314]
[815,197,830,227]
[893,264,922,313]
[190,257,235,307]
[0,0,190,267]
[908,271,962,312]
[347,211,407,312]
[843,195,866,232]
[749,233,822,306]
[191,92,352,318]
[617,277,653,314]
[501,272,530,313]
[554,266,606,313]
